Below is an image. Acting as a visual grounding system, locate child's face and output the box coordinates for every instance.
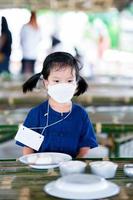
[44,66,76,89]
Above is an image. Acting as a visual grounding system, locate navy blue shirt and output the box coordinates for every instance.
[16,100,98,157]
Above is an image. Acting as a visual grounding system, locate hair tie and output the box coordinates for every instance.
[40,74,43,79]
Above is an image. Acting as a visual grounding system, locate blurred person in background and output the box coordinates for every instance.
[0,16,12,74]
[97,32,110,59]
[20,11,41,75]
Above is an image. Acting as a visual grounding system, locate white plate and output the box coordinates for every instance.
[19,152,72,169]
[44,174,120,199]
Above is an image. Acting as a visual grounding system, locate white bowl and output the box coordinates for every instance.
[59,160,87,176]
[124,164,133,177]
[55,174,107,192]
[86,145,109,158]
[89,161,118,178]
[44,174,120,199]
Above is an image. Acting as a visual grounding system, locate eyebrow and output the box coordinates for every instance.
[52,76,74,79]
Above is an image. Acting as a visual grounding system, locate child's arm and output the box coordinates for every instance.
[22,146,34,155]
[76,147,90,158]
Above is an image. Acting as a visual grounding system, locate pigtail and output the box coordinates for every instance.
[74,76,88,96]
[22,73,42,93]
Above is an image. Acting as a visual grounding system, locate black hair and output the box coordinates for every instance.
[23,51,88,96]
[1,16,9,33]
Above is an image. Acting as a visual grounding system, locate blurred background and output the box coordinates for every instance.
[0,0,133,159]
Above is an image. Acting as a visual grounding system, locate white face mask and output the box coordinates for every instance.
[48,83,77,103]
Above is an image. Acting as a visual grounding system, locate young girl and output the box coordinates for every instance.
[16,52,98,158]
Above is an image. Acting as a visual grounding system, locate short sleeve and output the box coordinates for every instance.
[23,108,39,128]
[78,112,98,149]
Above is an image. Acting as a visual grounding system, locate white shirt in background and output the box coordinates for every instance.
[20,24,41,60]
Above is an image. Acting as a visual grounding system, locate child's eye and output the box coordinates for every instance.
[54,80,60,83]
[68,80,74,83]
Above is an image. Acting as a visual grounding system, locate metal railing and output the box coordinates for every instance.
[0,123,133,157]
[0,124,18,143]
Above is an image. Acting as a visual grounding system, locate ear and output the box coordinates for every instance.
[43,79,48,89]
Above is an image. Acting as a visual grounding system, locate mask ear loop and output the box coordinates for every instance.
[41,101,72,135]
[26,101,72,134]
[40,74,43,79]
[41,102,49,135]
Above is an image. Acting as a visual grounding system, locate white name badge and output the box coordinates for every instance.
[15,125,44,151]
